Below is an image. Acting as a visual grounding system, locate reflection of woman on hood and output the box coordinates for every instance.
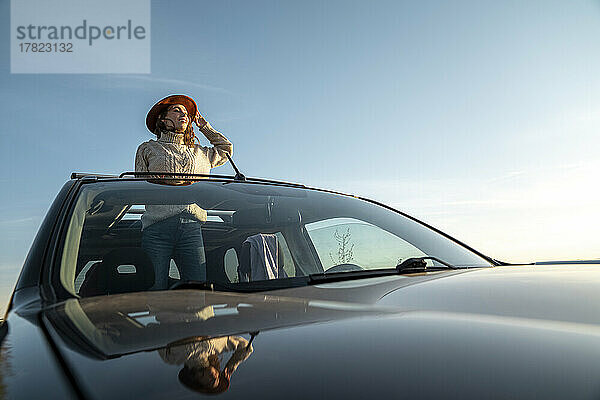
[159,336,253,394]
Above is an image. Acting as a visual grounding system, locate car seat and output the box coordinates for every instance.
[79,247,155,296]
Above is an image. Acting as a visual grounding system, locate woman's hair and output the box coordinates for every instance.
[178,364,231,394]
[154,106,197,148]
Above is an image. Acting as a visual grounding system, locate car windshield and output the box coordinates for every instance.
[58,179,492,297]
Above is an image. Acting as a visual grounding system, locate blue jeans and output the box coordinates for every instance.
[141,214,206,290]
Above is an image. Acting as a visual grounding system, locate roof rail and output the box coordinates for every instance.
[71,172,119,179]
[70,171,308,189]
[118,171,233,179]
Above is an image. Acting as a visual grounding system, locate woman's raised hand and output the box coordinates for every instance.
[195,111,208,129]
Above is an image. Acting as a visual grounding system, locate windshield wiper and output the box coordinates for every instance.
[395,257,456,273]
[171,258,457,291]
[308,258,457,285]
[309,269,399,284]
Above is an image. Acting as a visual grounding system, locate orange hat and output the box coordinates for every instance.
[145,94,197,134]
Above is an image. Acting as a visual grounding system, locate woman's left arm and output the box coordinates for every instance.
[196,114,233,168]
[223,336,253,376]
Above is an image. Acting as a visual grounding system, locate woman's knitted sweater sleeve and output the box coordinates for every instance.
[135,142,150,172]
[199,122,233,168]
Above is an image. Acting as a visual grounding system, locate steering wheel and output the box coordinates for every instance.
[325,263,364,273]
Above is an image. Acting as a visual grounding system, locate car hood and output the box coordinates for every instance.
[43,265,600,399]
[276,264,600,326]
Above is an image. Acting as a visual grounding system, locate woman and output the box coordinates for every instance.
[135,94,233,289]
[159,335,253,394]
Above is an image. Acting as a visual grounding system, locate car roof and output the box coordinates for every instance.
[70,171,355,195]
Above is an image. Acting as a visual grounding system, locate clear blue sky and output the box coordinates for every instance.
[1,0,600,311]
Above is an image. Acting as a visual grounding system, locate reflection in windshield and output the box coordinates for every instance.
[159,335,253,394]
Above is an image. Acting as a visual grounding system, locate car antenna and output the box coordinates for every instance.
[247,331,259,349]
[226,153,246,181]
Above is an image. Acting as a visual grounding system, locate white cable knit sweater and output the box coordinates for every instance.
[158,336,252,370]
[134,122,233,229]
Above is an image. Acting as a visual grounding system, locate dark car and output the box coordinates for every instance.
[1,172,600,399]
